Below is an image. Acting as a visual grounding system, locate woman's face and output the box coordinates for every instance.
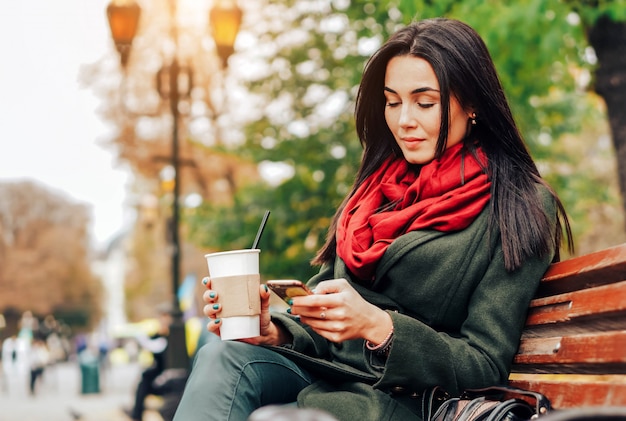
[384,55,472,165]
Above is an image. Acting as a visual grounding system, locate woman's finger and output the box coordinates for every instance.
[203,302,221,316]
[206,317,221,335]
[259,284,272,336]
[312,278,349,294]
[203,289,218,304]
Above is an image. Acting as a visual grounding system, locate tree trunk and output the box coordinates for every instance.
[588,16,626,230]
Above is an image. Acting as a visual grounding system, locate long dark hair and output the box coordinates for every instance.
[313,18,572,272]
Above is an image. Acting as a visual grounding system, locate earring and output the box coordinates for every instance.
[470,112,477,125]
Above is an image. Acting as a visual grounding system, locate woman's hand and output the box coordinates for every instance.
[289,278,393,345]
[202,277,291,346]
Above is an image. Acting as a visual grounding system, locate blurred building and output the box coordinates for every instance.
[92,231,130,338]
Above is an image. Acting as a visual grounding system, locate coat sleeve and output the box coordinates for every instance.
[373,190,558,395]
[375,248,551,395]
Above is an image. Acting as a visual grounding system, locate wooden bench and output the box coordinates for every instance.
[154,245,626,419]
[509,242,626,409]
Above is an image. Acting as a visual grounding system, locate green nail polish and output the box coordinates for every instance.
[214,318,221,324]
[286,308,291,314]
[287,298,293,306]
[202,278,208,285]
[209,292,216,298]
[263,284,269,292]
[213,304,219,310]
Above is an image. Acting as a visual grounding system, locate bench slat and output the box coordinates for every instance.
[508,374,626,408]
[522,281,626,338]
[537,244,626,297]
[513,331,626,374]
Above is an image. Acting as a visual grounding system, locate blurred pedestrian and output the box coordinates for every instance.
[18,311,38,343]
[1,335,18,371]
[124,303,172,421]
[28,336,50,395]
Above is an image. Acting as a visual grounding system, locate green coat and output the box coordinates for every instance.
[269,186,556,421]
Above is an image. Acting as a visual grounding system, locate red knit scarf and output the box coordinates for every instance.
[336,143,491,281]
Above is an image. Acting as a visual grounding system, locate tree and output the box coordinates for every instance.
[586,10,626,226]
[0,181,103,333]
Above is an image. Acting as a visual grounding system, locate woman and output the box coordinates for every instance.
[173,18,572,421]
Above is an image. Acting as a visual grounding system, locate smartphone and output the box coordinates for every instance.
[266,280,313,303]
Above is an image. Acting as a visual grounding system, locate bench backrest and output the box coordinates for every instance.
[508,243,626,408]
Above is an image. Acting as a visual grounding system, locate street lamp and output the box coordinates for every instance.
[106,0,243,370]
[106,1,141,68]
[210,0,243,67]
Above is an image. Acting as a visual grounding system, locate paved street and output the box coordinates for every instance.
[0,360,162,421]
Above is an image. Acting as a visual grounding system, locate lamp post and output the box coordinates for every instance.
[106,0,242,370]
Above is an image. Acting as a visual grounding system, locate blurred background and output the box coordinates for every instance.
[1,0,625,420]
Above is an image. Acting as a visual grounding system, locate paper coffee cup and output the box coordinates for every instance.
[205,249,261,340]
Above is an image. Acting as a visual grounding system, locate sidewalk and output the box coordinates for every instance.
[0,360,163,421]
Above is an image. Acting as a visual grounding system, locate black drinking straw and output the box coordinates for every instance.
[252,210,270,249]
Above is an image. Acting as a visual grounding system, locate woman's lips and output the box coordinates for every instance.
[401,137,425,148]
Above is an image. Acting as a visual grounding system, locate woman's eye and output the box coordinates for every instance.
[386,101,400,107]
[418,103,435,109]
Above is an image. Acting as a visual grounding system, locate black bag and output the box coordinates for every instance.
[424,385,551,421]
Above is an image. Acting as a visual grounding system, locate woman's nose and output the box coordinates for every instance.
[398,103,417,128]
